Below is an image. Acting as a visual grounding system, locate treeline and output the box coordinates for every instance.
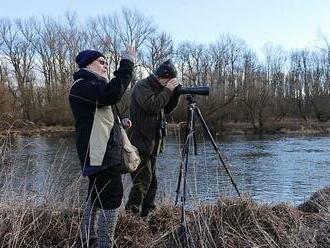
[1,9,330,131]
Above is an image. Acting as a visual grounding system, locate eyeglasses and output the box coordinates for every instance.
[97,59,109,66]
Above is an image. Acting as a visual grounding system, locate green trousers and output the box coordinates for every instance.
[126,155,157,217]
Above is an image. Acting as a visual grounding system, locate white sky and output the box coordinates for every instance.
[0,0,329,54]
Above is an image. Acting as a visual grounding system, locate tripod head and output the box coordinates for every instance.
[185,94,197,105]
[183,94,199,156]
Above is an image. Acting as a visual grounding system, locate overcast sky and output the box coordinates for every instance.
[0,0,329,54]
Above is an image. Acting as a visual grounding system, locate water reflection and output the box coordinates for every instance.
[1,134,330,206]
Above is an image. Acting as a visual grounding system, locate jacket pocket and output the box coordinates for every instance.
[102,123,123,167]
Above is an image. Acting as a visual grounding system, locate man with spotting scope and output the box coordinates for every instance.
[125,59,180,217]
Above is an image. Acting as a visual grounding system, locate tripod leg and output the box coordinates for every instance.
[192,115,198,155]
[181,103,196,221]
[174,102,196,224]
[175,155,184,205]
[181,134,191,224]
[195,107,241,197]
[175,107,192,205]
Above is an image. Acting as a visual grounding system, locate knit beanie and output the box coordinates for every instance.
[75,50,105,68]
[155,59,177,79]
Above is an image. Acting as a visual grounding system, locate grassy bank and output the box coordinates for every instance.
[218,118,330,135]
[0,187,329,247]
[2,116,330,138]
[0,113,73,138]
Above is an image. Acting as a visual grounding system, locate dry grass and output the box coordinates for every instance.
[0,188,329,247]
[143,193,330,248]
[298,187,330,213]
[0,203,80,247]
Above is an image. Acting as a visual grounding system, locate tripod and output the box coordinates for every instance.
[175,94,241,227]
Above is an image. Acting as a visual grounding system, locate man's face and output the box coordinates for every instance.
[86,57,108,78]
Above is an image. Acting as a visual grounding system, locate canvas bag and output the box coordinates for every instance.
[115,105,141,173]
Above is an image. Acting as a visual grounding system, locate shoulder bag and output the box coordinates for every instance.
[115,105,141,173]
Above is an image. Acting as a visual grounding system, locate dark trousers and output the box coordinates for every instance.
[126,155,157,216]
[88,167,123,210]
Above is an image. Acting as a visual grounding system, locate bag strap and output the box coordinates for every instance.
[114,105,124,126]
[69,78,97,105]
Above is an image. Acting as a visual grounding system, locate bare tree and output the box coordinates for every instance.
[110,8,156,49]
[0,18,36,120]
[88,15,122,72]
[309,48,330,120]
[263,44,288,119]
[143,32,174,73]
[0,60,10,112]
[90,9,157,85]
[209,38,230,98]
[288,50,313,120]
[176,42,209,86]
[239,61,272,132]
[225,34,246,91]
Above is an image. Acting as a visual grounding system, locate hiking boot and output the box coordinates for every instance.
[141,204,156,218]
[125,205,140,216]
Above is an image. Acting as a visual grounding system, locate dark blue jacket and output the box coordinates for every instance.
[69,59,134,176]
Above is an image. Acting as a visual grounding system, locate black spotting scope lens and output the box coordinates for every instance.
[176,85,209,96]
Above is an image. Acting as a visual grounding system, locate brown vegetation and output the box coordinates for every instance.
[2,116,330,140]
[216,117,330,135]
[0,188,329,248]
[0,203,79,247]
[0,113,74,139]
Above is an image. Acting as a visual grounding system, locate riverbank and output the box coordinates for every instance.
[0,187,329,247]
[0,125,75,138]
[1,117,330,138]
[218,118,330,135]
[169,117,330,136]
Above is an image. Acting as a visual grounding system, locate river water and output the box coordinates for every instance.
[2,133,330,207]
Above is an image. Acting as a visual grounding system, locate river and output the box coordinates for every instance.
[1,133,330,207]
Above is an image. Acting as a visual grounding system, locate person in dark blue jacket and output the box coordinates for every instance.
[69,47,135,248]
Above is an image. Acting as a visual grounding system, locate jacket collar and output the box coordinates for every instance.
[73,68,109,82]
[147,74,164,91]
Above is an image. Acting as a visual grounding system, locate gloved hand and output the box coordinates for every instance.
[121,45,136,64]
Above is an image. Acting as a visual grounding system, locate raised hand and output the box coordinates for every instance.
[121,45,137,63]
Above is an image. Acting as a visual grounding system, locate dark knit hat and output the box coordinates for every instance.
[75,50,105,68]
[155,59,177,79]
